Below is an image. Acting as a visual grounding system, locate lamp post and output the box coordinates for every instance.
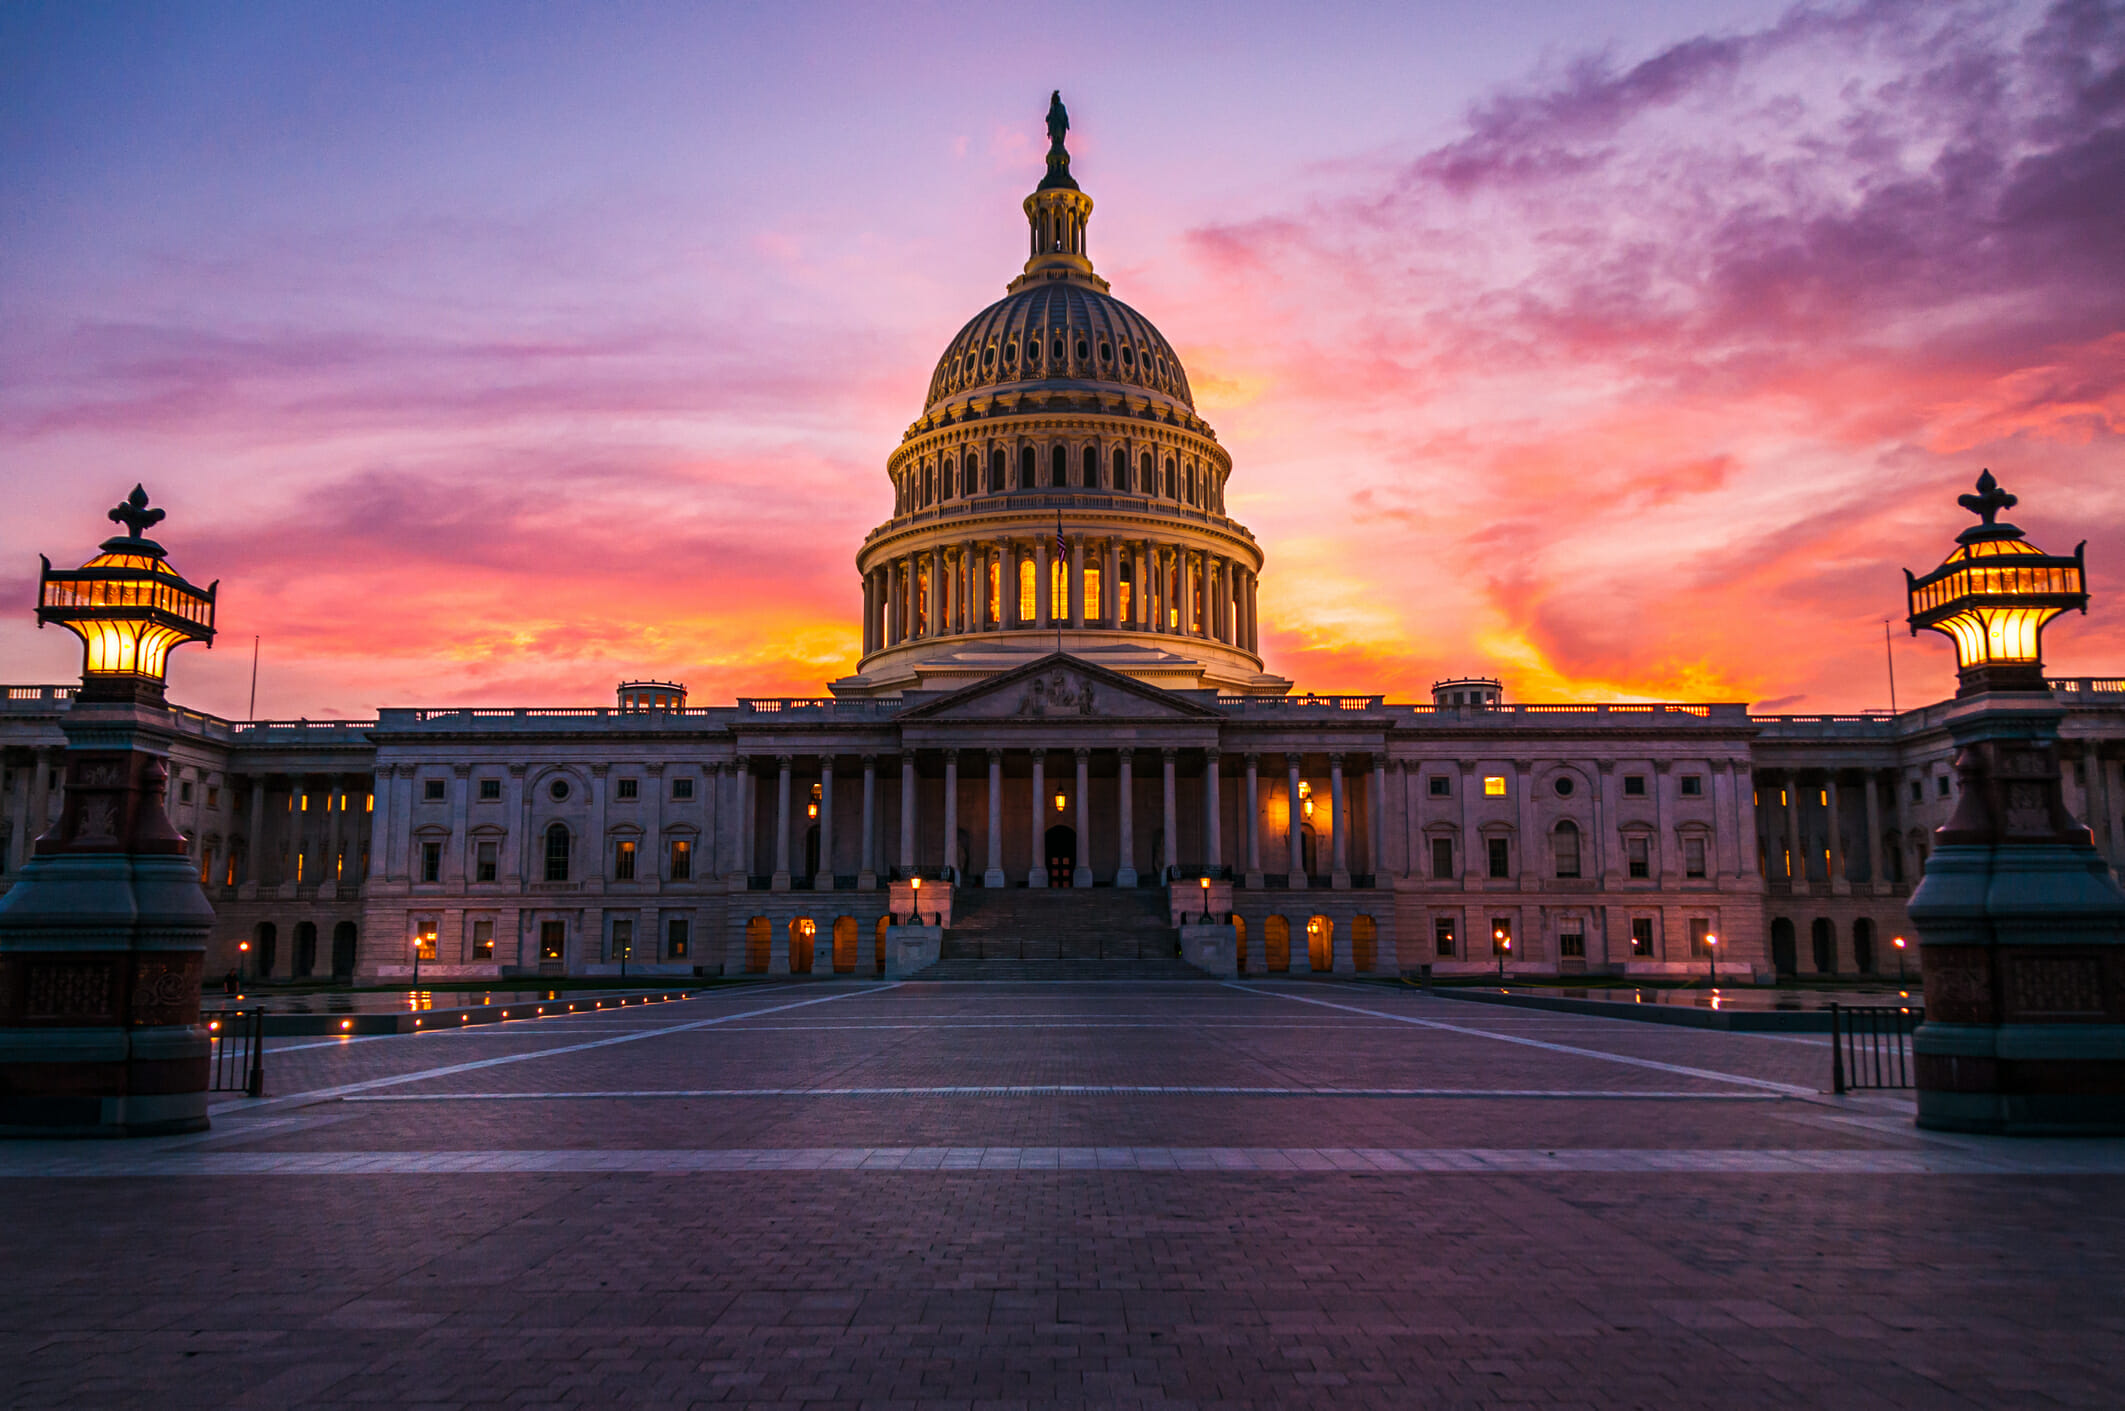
[1894,934,1907,983]
[411,932,422,990]
[0,486,219,1136]
[1902,471,2125,1134]
[237,939,251,994]
[911,874,922,926]
[1495,928,1508,980]
[1199,875,1210,924]
[1705,933,1718,988]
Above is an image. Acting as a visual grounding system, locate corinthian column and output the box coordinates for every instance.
[985,749,1005,887]
[1027,751,1048,887]
[1073,747,1092,887]
[1116,750,1138,886]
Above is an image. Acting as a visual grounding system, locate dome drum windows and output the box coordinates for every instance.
[1139,451,1154,494]
[1051,445,1068,487]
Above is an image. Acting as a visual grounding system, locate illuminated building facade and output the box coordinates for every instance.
[3,107,2122,987]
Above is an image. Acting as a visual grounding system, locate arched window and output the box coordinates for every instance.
[990,447,1006,492]
[1553,821,1581,878]
[1083,445,1098,486]
[1810,917,1836,974]
[544,823,570,882]
[1052,444,1068,486]
[1184,464,1195,504]
[253,921,277,977]
[1139,450,1154,493]
[1019,557,1036,622]
[1853,917,1877,974]
[924,464,936,505]
[1020,445,1035,487]
[1112,447,1128,488]
[1163,458,1176,498]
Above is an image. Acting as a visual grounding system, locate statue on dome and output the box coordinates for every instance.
[1045,90,1069,153]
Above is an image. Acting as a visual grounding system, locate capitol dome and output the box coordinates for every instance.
[832,94,1290,702]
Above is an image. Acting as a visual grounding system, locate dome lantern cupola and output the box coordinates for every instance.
[1012,91,1105,294]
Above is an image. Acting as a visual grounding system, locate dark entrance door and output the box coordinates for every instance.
[331,922,358,977]
[1771,917,1797,976]
[1811,917,1836,975]
[1045,825,1077,888]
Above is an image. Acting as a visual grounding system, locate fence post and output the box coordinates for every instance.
[244,1007,265,1098]
[1830,1002,1847,1095]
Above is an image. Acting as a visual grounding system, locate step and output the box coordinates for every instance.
[941,888,1176,962]
[911,957,1208,982]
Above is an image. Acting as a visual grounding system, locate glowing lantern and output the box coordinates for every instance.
[37,486,216,703]
[1905,471,2085,695]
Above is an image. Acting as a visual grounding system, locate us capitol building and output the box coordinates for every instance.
[5,99,2123,985]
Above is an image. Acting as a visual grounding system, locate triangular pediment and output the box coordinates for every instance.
[897,653,1224,721]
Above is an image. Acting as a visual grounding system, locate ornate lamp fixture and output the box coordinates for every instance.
[37,485,217,703]
[1905,470,2084,695]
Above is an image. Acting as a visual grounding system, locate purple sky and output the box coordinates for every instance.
[4,0,2121,718]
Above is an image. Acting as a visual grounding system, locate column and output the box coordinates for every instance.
[1070,534,1085,630]
[587,765,610,891]
[1103,539,1120,627]
[1161,747,1179,879]
[861,572,875,654]
[1073,747,1092,887]
[884,565,899,646]
[364,770,390,893]
[1248,572,1260,652]
[1132,542,1148,629]
[1244,753,1262,887]
[1863,769,1885,894]
[643,762,665,887]
[771,754,792,889]
[1826,772,1849,894]
[859,754,878,889]
[941,750,959,880]
[739,757,756,879]
[1459,759,1479,892]
[902,557,917,641]
[815,755,836,891]
[899,752,917,873]
[1286,754,1306,887]
[1329,753,1350,888]
[444,765,471,883]
[1035,534,1052,630]
[1116,750,1138,887]
[1371,757,1388,882]
[246,776,268,890]
[1179,552,1196,637]
[985,749,1005,887]
[1736,763,1762,880]
[504,764,527,884]
[1027,751,1048,886]
[1203,750,1222,873]
[1784,771,1805,890]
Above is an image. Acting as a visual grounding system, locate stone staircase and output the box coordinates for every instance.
[921,888,1190,978]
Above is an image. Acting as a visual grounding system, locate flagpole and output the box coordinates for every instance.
[1056,511,1065,657]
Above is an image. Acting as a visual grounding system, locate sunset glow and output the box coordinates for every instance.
[4,1,2120,717]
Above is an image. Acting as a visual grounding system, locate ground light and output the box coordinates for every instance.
[1706,932,1719,987]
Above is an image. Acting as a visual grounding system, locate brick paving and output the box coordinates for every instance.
[3,977,2122,1408]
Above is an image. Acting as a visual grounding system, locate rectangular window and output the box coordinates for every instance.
[206,786,219,808]
[1430,837,1455,880]
[1631,917,1655,957]
[1911,779,1923,802]
[670,839,692,880]
[1560,931,1585,958]
[479,777,501,801]
[1434,917,1456,958]
[616,778,639,800]
[420,841,441,883]
[539,920,565,960]
[671,777,694,800]
[1627,835,1650,878]
[1482,775,1507,797]
[1491,917,1513,957]
[667,917,689,959]
[1680,775,1703,797]
[1684,836,1707,878]
[414,919,439,961]
[424,778,446,801]
[545,829,569,882]
[1623,775,1647,796]
[1487,837,1510,879]
[1937,774,1951,797]
[179,781,194,803]
[1429,775,1451,797]
[476,840,498,883]
[1553,827,1580,878]
[615,840,637,881]
[1689,918,1713,959]
[610,919,633,961]
[470,918,494,960]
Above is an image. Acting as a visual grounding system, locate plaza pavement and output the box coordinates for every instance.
[2,977,2122,1408]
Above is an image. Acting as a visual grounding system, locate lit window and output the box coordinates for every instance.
[615,840,637,881]
[539,920,565,960]
[1631,918,1654,956]
[1433,917,1456,957]
[1491,917,1512,956]
[471,917,494,959]
[414,919,439,961]
[670,839,692,880]
[667,917,689,959]
[1482,776,1506,797]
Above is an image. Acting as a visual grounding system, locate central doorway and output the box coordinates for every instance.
[1045,824,1077,887]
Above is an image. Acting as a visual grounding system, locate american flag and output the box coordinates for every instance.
[1054,515,1067,563]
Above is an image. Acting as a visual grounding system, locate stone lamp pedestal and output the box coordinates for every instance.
[0,699,215,1136]
[1911,692,2125,1134]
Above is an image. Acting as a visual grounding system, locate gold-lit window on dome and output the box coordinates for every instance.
[1050,556,1065,609]
[1084,566,1100,621]
[988,558,1001,622]
[1118,575,1132,624]
[1019,558,1035,622]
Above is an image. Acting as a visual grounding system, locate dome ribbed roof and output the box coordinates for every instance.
[924,282,1194,415]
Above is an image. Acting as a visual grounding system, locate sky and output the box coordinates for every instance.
[2,0,2121,719]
